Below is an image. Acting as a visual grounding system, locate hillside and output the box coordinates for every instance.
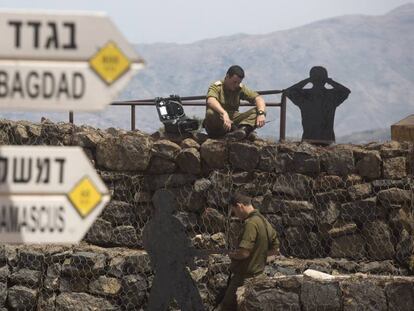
[3,4,413,142]
[122,3,414,140]
[337,128,391,144]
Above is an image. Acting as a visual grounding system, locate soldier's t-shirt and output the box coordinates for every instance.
[230,210,279,278]
[206,80,259,113]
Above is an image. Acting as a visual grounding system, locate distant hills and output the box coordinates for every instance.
[337,128,391,144]
[3,4,414,143]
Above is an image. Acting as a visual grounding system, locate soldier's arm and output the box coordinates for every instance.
[285,78,311,92]
[284,78,311,107]
[206,82,227,115]
[207,96,228,116]
[326,78,351,106]
[207,96,233,131]
[266,227,280,262]
[241,85,266,128]
[326,78,351,94]
[230,222,257,260]
[254,95,266,112]
[255,95,266,128]
[206,81,232,131]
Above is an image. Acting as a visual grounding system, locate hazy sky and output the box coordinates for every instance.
[0,0,411,44]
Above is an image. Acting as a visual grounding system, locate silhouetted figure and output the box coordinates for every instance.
[285,66,351,144]
[143,189,204,311]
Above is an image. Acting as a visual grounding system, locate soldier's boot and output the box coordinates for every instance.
[225,125,253,141]
[247,131,259,141]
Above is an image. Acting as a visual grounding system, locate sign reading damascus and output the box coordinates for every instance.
[0,146,110,243]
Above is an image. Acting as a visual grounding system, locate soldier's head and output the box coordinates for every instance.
[309,66,328,85]
[229,192,254,220]
[224,65,245,91]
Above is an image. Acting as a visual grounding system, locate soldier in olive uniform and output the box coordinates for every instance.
[220,193,279,311]
[204,65,267,140]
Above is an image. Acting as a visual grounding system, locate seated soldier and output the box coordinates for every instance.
[204,65,267,140]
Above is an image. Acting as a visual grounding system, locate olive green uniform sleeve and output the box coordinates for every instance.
[268,225,279,252]
[206,82,221,101]
[240,84,259,104]
[238,222,258,250]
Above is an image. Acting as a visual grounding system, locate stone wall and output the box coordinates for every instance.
[0,119,414,310]
[0,244,149,311]
[238,271,414,311]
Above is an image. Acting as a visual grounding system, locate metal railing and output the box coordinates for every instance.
[69,89,287,141]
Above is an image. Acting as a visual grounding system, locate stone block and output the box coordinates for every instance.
[119,275,147,309]
[363,221,395,260]
[301,280,341,311]
[146,156,176,174]
[180,138,200,149]
[347,183,372,201]
[89,276,122,297]
[289,152,320,175]
[315,175,344,192]
[377,187,411,205]
[340,197,381,221]
[152,139,181,160]
[176,148,201,174]
[321,149,355,176]
[239,287,300,311]
[330,234,366,260]
[200,139,228,169]
[96,134,153,171]
[7,286,37,310]
[55,292,117,311]
[341,280,386,311]
[272,173,314,200]
[356,151,382,180]
[9,269,40,288]
[229,142,260,171]
[383,157,407,179]
[385,282,414,311]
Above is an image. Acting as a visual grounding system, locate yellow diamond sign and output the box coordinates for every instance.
[68,177,102,218]
[89,42,131,85]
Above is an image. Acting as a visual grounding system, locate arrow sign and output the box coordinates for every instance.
[0,145,110,244]
[0,10,145,111]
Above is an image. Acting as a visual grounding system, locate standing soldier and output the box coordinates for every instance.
[219,193,279,311]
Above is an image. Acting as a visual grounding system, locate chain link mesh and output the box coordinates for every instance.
[0,119,413,310]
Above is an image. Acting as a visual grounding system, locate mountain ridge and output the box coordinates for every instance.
[2,4,413,143]
[133,3,414,47]
[118,3,413,139]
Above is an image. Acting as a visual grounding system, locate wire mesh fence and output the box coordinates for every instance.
[0,119,413,310]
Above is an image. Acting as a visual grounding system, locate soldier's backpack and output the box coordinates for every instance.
[155,95,200,134]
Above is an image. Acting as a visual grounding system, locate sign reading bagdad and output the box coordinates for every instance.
[0,10,145,111]
[0,146,110,243]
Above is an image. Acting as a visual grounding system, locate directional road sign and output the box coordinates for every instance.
[0,146,110,244]
[0,10,145,111]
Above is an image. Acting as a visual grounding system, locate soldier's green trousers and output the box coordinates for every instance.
[203,108,257,138]
[219,273,265,311]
